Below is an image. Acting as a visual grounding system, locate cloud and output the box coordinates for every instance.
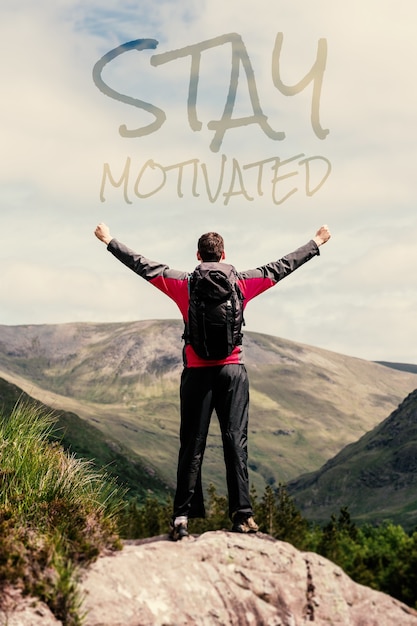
[1,0,416,363]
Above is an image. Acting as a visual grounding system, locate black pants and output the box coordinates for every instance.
[173,364,253,521]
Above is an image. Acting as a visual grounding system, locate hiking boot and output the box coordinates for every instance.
[169,517,189,541]
[232,513,259,534]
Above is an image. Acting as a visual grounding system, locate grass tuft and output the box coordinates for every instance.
[0,399,125,624]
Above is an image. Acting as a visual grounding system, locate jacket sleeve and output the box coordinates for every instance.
[237,240,320,302]
[107,239,189,312]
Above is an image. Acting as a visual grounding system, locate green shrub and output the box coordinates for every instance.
[0,400,125,624]
[118,495,173,538]
[254,483,310,548]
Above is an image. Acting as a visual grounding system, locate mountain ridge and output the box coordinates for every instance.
[287,388,417,529]
[1,320,416,498]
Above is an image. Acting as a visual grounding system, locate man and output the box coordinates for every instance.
[94,223,331,540]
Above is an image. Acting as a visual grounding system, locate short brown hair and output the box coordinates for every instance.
[197,232,224,262]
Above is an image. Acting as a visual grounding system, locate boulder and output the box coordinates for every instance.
[0,586,60,626]
[81,532,417,625]
[2,532,417,625]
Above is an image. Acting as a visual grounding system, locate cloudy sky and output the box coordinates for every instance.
[1,0,416,363]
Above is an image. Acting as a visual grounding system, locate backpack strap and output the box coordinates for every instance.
[182,272,193,345]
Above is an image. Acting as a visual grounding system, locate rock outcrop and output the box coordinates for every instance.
[3,531,417,625]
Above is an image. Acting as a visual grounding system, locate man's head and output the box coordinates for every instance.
[197,232,225,262]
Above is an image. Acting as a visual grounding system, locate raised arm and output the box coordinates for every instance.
[237,224,331,302]
[93,223,189,314]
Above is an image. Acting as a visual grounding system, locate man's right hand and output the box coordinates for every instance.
[94,223,112,245]
[313,225,331,247]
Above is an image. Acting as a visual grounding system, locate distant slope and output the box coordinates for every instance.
[287,389,417,530]
[0,377,173,501]
[1,320,417,496]
[376,361,417,375]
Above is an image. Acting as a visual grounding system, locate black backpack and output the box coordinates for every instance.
[184,262,245,360]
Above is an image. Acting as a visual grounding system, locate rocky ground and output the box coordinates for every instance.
[2,531,417,625]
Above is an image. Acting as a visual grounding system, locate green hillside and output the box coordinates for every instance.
[0,377,173,501]
[287,389,417,530]
[1,320,417,499]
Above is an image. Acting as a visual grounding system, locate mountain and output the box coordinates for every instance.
[376,361,417,374]
[0,377,172,501]
[287,389,417,530]
[1,320,417,497]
